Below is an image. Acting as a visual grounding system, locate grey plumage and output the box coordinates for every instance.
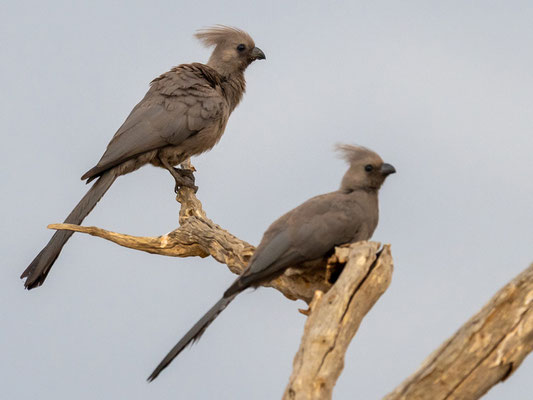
[21,172,117,289]
[148,144,396,381]
[21,26,265,289]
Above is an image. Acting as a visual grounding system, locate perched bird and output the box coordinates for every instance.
[21,26,265,290]
[148,144,396,381]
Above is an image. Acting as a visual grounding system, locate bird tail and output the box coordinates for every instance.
[20,170,117,289]
[148,293,238,382]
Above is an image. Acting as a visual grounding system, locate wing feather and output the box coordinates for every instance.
[81,64,226,181]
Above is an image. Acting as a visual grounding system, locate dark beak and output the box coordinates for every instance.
[380,163,396,176]
[251,47,266,61]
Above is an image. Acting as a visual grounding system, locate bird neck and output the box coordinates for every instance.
[345,188,379,213]
[341,185,379,195]
[220,71,246,113]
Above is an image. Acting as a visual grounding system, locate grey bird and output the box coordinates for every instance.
[21,26,266,289]
[148,144,396,381]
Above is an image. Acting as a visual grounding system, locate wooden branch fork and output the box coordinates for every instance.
[49,163,533,399]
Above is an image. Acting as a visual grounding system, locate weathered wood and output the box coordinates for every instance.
[48,161,533,399]
[49,165,331,303]
[283,242,393,400]
[384,263,533,400]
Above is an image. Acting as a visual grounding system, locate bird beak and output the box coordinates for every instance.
[251,47,266,61]
[380,163,396,176]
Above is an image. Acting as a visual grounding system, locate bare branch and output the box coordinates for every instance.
[49,170,331,303]
[384,263,533,400]
[48,162,533,399]
[283,242,394,400]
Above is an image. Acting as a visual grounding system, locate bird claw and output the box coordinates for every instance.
[298,307,311,316]
[174,181,198,194]
[172,168,198,193]
[173,167,196,184]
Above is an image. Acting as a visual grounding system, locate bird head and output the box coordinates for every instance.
[195,26,266,76]
[337,144,396,193]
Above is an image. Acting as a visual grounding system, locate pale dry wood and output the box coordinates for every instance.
[47,161,533,400]
[384,263,533,400]
[49,162,331,303]
[283,242,394,400]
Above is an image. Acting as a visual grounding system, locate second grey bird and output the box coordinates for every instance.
[148,144,396,381]
[21,26,265,289]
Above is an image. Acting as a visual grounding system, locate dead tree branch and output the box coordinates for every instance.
[283,242,393,400]
[49,167,332,303]
[384,263,533,400]
[49,163,533,399]
[49,163,393,398]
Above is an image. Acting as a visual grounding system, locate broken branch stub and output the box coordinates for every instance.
[284,242,394,400]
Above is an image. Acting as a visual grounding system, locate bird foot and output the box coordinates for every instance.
[298,307,312,316]
[172,168,198,193]
[173,167,196,184]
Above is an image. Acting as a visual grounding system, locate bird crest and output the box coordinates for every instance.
[336,144,382,164]
[195,25,254,48]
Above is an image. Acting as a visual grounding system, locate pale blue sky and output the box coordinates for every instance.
[2,1,533,399]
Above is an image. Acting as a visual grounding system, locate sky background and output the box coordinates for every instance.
[2,1,533,399]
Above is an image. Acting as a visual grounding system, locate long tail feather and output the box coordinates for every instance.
[21,171,117,289]
[148,294,237,382]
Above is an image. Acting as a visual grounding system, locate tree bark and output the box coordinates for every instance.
[283,242,393,400]
[384,263,533,400]
[49,162,533,399]
[49,178,332,303]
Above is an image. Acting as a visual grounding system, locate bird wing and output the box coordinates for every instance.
[226,193,365,295]
[289,195,365,259]
[81,64,227,181]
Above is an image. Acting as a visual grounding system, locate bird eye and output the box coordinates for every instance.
[364,164,373,172]
[237,44,246,51]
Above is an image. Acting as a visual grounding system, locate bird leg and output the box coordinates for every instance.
[173,167,196,185]
[160,158,198,193]
[171,167,198,193]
